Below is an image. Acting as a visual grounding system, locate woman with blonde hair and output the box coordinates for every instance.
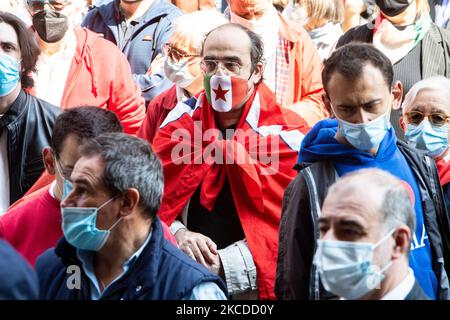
[283,0,343,59]
[337,0,450,141]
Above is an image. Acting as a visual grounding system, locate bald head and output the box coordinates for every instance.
[320,168,416,243]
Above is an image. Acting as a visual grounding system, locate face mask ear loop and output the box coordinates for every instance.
[97,197,115,212]
[374,228,396,249]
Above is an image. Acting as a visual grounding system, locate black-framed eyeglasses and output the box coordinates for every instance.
[162,43,199,63]
[27,0,70,13]
[405,110,450,127]
[200,59,244,75]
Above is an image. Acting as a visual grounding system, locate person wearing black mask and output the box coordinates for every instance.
[25,0,145,137]
[336,0,450,141]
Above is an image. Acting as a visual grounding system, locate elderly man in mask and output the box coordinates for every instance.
[401,76,450,214]
[226,0,327,126]
[139,10,228,144]
[26,0,145,135]
[314,168,430,300]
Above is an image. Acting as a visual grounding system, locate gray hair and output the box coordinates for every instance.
[172,9,229,54]
[79,133,164,219]
[327,168,416,235]
[401,76,450,113]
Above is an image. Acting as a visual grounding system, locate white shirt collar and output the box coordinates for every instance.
[381,268,416,300]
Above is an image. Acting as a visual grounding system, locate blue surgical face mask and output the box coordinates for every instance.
[61,197,122,251]
[337,111,392,152]
[0,52,20,97]
[405,120,449,158]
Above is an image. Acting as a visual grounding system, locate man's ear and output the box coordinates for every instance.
[252,62,264,85]
[42,147,56,176]
[391,81,403,110]
[118,188,141,217]
[391,226,411,259]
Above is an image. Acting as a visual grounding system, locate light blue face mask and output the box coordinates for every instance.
[338,112,391,152]
[405,120,449,158]
[61,197,123,251]
[0,52,20,97]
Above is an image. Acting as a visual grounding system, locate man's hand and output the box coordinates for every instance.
[175,229,219,268]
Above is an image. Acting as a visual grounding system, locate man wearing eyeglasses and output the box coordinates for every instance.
[152,23,311,300]
[82,0,181,103]
[226,0,327,127]
[138,10,228,144]
[401,76,450,215]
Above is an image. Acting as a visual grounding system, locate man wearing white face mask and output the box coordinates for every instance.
[139,10,228,144]
[314,168,430,300]
[227,0,328,126]
[276,43,450,300]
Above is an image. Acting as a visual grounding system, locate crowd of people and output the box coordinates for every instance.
[1,0,450,301]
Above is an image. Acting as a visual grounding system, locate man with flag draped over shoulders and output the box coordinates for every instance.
[151,23,310,300]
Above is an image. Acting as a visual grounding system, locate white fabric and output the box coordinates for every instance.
[229,6,280,92]
[308,23,343,61]
[0,125,10,215]
[48,180,57,199]
[381,268,416,300]
[373,14,432,64]
[35,28,77,106]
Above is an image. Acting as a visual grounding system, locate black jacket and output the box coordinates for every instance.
[1,90,60,205]
[275,141,450,300]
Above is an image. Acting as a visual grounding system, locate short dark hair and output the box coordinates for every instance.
[202,23,264,77]
[51,107,123,157]
[79,133,164,219]
[322,42,394,94]
[0,12,41,89]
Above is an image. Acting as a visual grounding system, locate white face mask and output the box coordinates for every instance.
[314,229,395,300]
[164,58,197,89]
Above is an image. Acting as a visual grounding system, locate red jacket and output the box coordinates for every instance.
[138,85,178,144]
[1,185,178,266]
[59,27,146,135]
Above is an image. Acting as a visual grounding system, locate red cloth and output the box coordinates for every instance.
[60,27,146,136]
[152,83,310,299]
[138,85,178,144]
[436,157,450,186]
[1,186,178,266]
